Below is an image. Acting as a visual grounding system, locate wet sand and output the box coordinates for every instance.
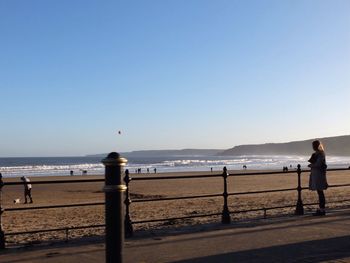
[2,169,350,245]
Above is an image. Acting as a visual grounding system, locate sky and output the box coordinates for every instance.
[0,0,350,157]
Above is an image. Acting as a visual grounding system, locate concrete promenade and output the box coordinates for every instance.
[1,209,350,263]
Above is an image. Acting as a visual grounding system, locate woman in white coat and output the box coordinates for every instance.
[308,140,328,216]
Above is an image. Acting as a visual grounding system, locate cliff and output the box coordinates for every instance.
[219,135,350,156]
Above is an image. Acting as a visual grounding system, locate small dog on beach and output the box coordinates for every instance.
[13,198,20,204]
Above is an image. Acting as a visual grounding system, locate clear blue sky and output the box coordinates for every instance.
[1,0,349,157]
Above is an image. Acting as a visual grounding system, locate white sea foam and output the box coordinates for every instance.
[1,155,350,177]
[0,163,105,177]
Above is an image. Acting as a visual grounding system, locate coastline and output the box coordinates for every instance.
[1,154,350,178]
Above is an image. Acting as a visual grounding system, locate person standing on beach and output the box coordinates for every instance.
[308,140,328,216]
[21,176,33,204]
[0,173,3,188]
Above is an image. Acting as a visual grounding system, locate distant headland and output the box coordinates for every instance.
[87,149,224,158]
[219,135,350,156]
[87,135,350,157]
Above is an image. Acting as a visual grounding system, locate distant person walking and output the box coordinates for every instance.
[21,176,33,204]
[0,173,3,188]
[308,140,328,216]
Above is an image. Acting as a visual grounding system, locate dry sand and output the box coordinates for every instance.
[2,169,350,246]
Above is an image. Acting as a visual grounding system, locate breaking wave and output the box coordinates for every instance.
[1,155,350,177]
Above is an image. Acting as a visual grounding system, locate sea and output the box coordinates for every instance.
[1,155,350,178]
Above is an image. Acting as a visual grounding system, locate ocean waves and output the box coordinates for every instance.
[0,155,350,177]
[0,163,104,177]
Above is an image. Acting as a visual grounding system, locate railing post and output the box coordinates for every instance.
[0,174,5,249]
[124,169,133,238]
[295,164,304,215]
[221,166,231,224]
[102,152,128,263]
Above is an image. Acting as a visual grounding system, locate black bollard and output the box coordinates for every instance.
[102,152,128,263]
[0,174,5,249]
[295,164,304,215]
[221,166,231,224]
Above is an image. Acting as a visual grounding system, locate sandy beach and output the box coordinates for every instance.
[2,169,350,246]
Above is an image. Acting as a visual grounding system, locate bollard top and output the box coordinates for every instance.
[102,152,128,167]
[107,152,120,159]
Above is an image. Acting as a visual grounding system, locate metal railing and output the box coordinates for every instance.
[0,178,106,249]
[1,164,350,248]
[122,165,350,237]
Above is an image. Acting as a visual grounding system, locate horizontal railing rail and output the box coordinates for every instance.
[131,173,222,180]
[132,212,223,224]
[5,224,105,236]
[3,178,104,186]
[229,188,296,196]
[4,201,105,212]
[132,193,223,203]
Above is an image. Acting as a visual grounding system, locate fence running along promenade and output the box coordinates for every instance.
[1,163,350,248]
[0,178,105,249]
[123,165,350,237]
